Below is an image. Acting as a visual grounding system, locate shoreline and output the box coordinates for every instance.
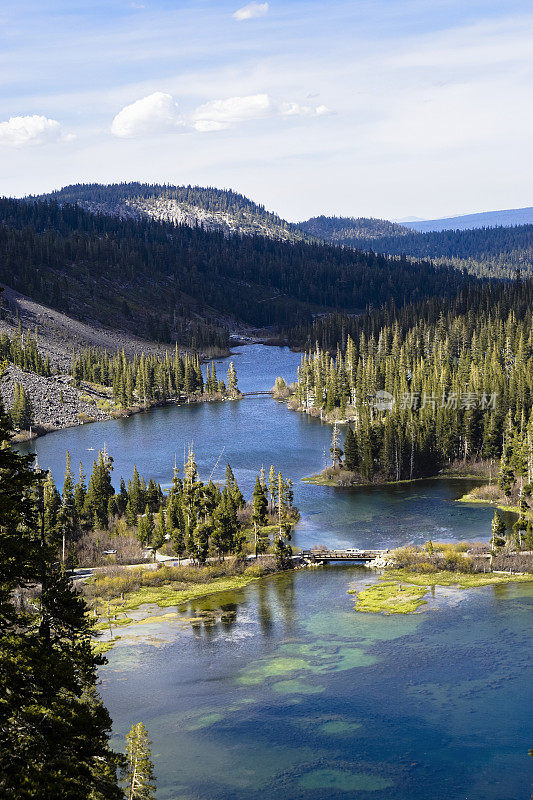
[92,559,533,655]
[302,470,488,488]
[89,559,290,653]
[14,392,243,444]
[455,492,521,516]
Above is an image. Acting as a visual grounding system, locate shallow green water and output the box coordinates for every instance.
[101,569,532,800]
[22,345,532,798]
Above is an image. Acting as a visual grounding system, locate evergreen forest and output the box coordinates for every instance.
[286,276,533,484]
[0,197,473,346]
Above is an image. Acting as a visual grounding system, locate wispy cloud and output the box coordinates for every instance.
[0,115,65,147]
[111,91,182,138]
[233,2,269,22]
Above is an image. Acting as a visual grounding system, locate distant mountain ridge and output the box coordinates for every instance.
[297,215,408,242]
[401,206,533,232]
[295,213,533,279]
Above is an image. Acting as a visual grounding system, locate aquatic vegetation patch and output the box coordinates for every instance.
[350,580,428,614]
[319,720,362,735]
[236,656,309,686]
[305,608,421,640]
[236,637,377,695]
[186,712,224,731]
[92,636,120,656]
[132,611,181,626]
[298,768,393,792]
[384,569,533,588]
[349,569,533,616]
[94,616,133,631]
[278,640,376,673]
[96,574,260,614]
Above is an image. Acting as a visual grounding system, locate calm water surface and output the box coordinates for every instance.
[21,345,533,799]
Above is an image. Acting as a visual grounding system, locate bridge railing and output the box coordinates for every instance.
[300,549,388,560]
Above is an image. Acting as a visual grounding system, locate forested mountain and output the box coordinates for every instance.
[297,215,533,279]
[403,206,533,232]
[0,197,473,346]
[36,182,307,243]
[34,185,532,283]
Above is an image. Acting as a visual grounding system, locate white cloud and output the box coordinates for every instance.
[192,93,272,131]
[111,91,182,138]
[233,2,269,22]
[109,90,330,138]
[193,120,229,133]
[280,102,331,117]
[0,115,63,147]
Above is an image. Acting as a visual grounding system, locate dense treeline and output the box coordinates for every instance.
[0,198,475,343]
[297,215,533,279]
[287,277,533,482]
[0,324,239,427]
[46,449,295,568]
[288,276,528,351]
[72,346,239,405]
[0,405,123,798]
[363,225,533,279]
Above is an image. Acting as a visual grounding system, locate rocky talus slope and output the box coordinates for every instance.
[1,366,110,433]
[0,285,176,371]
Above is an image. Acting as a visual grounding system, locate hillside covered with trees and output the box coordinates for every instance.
[0,197,474,346]
[297,215,533,279]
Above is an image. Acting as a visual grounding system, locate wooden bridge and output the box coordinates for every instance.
[300,548,389,563]
[241,390,272,396]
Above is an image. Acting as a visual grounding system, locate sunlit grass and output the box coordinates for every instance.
[349,580,428,614]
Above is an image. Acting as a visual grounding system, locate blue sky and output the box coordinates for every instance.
[1,0,532,220]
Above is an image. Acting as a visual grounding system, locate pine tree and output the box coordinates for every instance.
[151,508,166,556]
[227,361,238,395]
[225,463,244,509]
[0,397,123,800]
[74,461,87,522]
[344,426,358,471]
[268,465,277,514]
[85,451,114,528]
[58,450,78,561]
[251,476,268,556]
[128,465,144,515]
[276,471,292,541]
[124,722,156,800]
[10,382,33,429]
[490,510,507,550]
[329,423,343,468]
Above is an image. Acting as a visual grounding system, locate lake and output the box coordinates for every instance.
[20,345,533,799]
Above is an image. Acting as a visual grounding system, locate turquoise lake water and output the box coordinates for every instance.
[21,345,533,799]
